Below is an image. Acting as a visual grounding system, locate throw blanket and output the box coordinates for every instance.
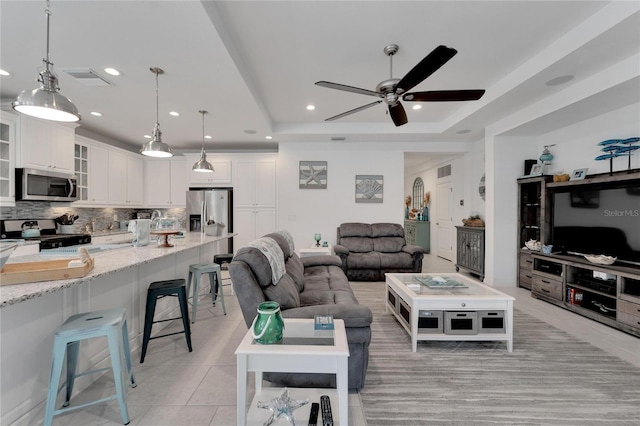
[274,230,295,255]
[248,237,286,284]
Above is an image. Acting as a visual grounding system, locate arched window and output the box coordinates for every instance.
[412,178,424,210]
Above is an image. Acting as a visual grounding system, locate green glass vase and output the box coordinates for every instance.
[251,301,284,344]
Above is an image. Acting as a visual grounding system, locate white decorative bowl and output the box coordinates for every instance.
[583,254,616,265]
[525,240,541,251]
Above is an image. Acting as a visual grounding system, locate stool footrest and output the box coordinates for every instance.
[71,366,111,380]
[149,330,186,340]
[55,394,118,416]
[152,316,183,324]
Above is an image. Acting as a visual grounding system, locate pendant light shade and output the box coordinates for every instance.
[192,110,214,173]
[141,67,173,158]
[12,1,80,122]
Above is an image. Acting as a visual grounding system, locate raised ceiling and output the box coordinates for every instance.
[0,1,638,153]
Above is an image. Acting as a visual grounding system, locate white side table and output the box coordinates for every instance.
[235,318,349,425]
[299,245,332,257]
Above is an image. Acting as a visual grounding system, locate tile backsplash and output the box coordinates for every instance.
[1,202,186,234]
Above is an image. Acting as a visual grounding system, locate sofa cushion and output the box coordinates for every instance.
[285,254,305,292]
[340,237,374,253]
[264,233,292,259]
[263,273,300,309]
[339,223,372,238]
[247,237,286,284]
[273,230,296,255]
[380,252,414,269]
[373,236,406,253]
[371,222,404,237]
[232,247,273,289]
[347,252,381,269]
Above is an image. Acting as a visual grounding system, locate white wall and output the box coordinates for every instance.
[277,142,404,251]
[538,103,640,175]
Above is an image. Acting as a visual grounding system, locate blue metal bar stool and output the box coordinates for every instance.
[44,308,136,426]
[187,263,226,323]
[140,278,192,363]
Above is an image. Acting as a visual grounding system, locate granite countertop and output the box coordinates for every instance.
[0,232,236,308]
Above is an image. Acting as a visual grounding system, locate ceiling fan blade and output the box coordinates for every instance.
[315,81,382,98]
[325,100,383,121]
[389,103,408,127]
[403,89,485,102]
[396,45,457,93]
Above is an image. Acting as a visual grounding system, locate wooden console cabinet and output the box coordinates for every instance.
[455,226,485,281]
[531,253,640,337]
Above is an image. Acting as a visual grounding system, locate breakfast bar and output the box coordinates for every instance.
[0,232,234,425]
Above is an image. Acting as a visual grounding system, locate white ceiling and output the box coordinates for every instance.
[1,1,638,155]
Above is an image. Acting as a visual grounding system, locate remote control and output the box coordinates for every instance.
[308,402,319,426]
[320,395,333,426]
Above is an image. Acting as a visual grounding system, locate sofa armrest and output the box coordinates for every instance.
[281,304,373,328]
[402,244,425,257]
[333,244,349,256]
[301,255,342,268]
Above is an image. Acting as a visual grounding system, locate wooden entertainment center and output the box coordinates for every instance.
[517,170,640,337]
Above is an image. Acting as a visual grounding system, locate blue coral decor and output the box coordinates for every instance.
[595,137,640,174]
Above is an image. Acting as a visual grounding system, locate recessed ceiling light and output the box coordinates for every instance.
[306,105,316,111]
[169,111,179,116]
[90,111,102,117]
[545,75,574,86]
[265,136,273,140]
[244,129,257,134]
[456,129,471,134]
[205,135,212,139]
[143,134,152,139]
[104,67,121,76]
[0,68,11,76]
[412,105,422,110]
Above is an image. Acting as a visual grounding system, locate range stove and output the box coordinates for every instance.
[0,219,91,250]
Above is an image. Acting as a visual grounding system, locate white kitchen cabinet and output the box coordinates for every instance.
[234,207,277,249]
[73,139,89,203]
[0,111,18,204]
[184,153,232,186]
[126,154,143,206]
[232,156,277,248]
[145,157,187,207]
[233,157,276,208]
[19,115,76,173]
[108,149,127,205]
[88,143,109,204]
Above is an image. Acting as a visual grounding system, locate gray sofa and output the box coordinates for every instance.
[228,230,373,390]
[334,222,424,281]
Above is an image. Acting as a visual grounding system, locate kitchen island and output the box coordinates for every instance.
[0,232,234,425]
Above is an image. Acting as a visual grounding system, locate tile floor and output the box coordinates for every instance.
[45,253,639,425]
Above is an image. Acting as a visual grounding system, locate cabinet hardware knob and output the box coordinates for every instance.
[461,303,466,307]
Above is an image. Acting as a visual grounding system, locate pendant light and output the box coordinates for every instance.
[12,0,80,122]
[141,67,173,157]
[192,110,214,172]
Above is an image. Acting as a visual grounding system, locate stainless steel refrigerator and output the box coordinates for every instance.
[186,188,233,252]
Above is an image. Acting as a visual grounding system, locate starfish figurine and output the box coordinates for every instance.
[257,388,309,426]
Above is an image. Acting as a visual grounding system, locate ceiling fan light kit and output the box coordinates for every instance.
[315,44,486,127]
[141,67,173,158]
[12,0,81,123]
[192,110,214,173]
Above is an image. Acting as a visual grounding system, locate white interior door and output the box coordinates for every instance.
[436,182,454,260]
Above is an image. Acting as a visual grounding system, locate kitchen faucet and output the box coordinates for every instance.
[150,210,162,228]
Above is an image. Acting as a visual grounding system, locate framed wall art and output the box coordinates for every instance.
[355,175,383,203]
[299,161,327,189]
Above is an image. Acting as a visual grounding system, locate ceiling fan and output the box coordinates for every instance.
[315,44,485,127]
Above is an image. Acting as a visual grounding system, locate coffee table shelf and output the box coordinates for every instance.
[246,388,339,426]
[386,273,514,352]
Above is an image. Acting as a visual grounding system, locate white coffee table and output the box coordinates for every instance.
[386,273,515,352]
[299,245,332,257]
[235,318,349,425]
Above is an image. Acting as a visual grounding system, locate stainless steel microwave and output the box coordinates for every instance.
[16,168,78,202]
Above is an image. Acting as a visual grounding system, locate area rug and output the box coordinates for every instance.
[351,282,640,425]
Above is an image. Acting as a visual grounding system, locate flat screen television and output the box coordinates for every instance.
[552,182,640,266]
